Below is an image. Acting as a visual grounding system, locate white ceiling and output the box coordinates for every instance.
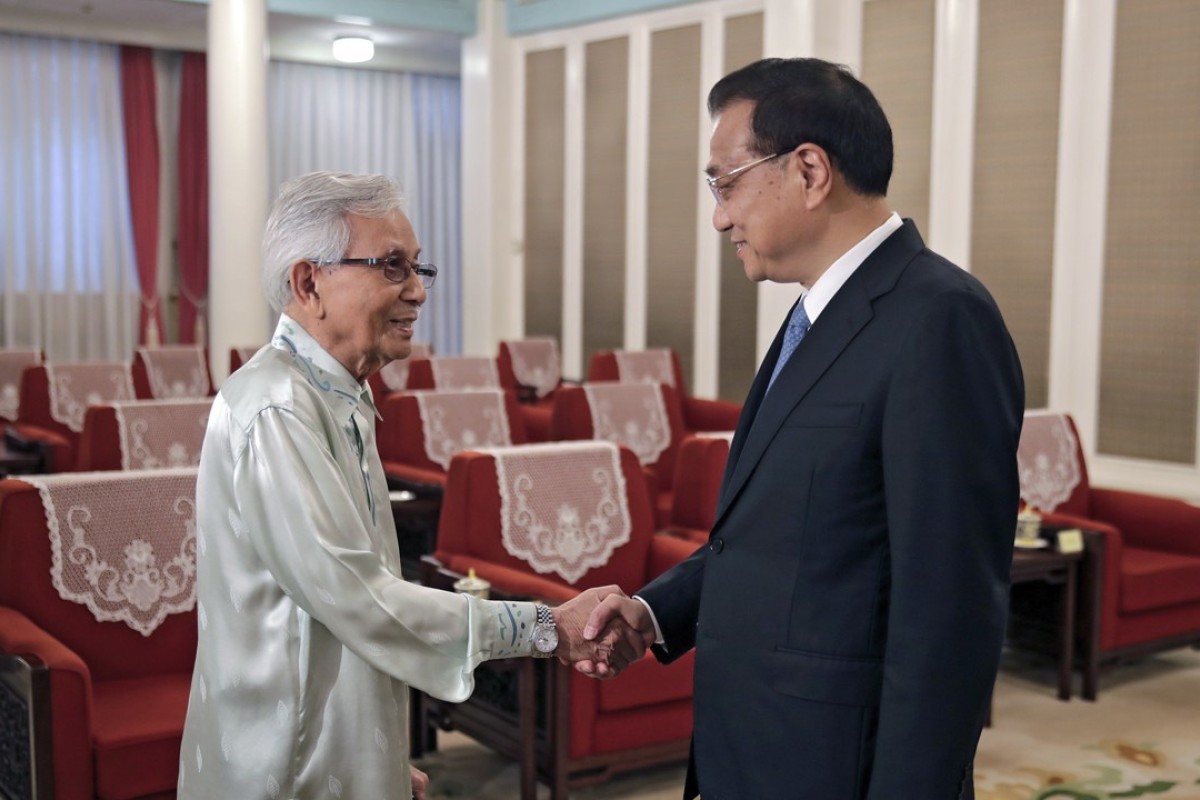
[0,0,463,74]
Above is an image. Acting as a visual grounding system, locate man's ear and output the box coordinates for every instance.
[288,260,325,317]
[794,144,833,209]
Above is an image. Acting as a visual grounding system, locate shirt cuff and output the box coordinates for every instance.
[632,595,665,646]
[481,599,539,659]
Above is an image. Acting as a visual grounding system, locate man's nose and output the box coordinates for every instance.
[712,202,732,232]
[401,280,426,305]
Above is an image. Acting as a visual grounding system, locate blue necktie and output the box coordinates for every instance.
[767,298,811,391]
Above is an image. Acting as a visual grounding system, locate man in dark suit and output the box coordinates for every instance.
[582,58,1025,799]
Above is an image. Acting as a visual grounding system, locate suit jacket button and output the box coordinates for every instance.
[710,537,724,553]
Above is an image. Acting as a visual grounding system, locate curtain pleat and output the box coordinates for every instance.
[177,51,209,345]
[120,45,162,346]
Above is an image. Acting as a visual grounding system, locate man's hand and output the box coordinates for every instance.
[552,586,649,677]
[576,590,656,677]
[410,764,429,800]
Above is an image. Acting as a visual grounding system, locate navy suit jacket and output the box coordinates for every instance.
[639,221,1024,800]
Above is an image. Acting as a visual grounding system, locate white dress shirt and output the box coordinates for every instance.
[178,314,536,799]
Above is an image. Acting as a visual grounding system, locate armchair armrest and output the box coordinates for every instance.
[1090,487,1200,556]
[682,396,741,433]
[0,607,95,799]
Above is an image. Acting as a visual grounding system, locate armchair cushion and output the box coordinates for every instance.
[93,673,192,800]
[1091,487,1200,556]
[1119,548,1200,613]
[594,651,694,712]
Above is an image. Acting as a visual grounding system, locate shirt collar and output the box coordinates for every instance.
[270,314,379,424]
[802,212,903,324]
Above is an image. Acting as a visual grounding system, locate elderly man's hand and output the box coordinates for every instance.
[551,586,651,677]
[410,764,429,800]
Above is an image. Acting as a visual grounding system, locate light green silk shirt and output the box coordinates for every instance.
[178,315,536,799]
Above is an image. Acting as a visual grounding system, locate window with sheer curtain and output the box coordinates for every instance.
[0,33,140,362]
[1,36,463,362]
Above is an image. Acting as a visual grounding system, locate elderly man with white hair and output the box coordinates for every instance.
[177,172,636,800]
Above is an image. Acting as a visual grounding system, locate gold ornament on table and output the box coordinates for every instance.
[453,567,491,599]
[1015,506,1044,548]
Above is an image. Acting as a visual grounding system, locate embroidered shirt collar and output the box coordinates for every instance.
[270,314,379,424]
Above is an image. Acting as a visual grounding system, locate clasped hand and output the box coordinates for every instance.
[550,586,656,678]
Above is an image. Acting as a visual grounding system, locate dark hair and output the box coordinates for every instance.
[708,58,893,197]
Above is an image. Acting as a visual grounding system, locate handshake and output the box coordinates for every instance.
[548,586,657,679]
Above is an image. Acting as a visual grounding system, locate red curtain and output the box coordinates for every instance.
[120,46,162,346]
[177,52,209,345]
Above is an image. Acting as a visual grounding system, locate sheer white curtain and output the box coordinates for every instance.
[0,33,139,362]
[268,62,462,355]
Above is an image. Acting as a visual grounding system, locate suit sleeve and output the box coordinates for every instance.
[866,285,1024,799]
[637,542,707,663]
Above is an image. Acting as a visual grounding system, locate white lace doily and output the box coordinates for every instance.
[430,356,501,391]
[414,390,512,469]
[491,442,631,585]
[137,346,209,399]
[1018,411,1083,513]
[112,399,213,470]
[26,467,198,636]
[582,382,671,465]
[46,363,136,433]
[0,348,40,421]
[614,349,675,387]
[505,338,561,398]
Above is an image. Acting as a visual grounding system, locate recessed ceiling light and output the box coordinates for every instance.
[332,37,374,64]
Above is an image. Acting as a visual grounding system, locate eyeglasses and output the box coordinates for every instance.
[314,255,438,289]
[705,150,790,206]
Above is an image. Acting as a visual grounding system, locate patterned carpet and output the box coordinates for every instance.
[975,650,1200,800]
[415,649,1200,799]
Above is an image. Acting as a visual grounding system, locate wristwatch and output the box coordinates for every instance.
[531,604,558,658]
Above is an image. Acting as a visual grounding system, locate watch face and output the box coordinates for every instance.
[534,626,558,654]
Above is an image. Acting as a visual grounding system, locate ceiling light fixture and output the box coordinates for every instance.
[332,36,374,64]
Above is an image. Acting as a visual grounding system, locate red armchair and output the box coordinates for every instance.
[550,383,688,527]
[498,339,567,442]
[76,399,213,472]
[376,389,529,494]
[404,355,502,392]
[663,433,733,544]
[0,470,198,799]
[418,444,697,799]
[8,362,136,473]
[1014,412,1200,699]
[586,348,741,432]
[1,348,42,427]
[132,346,213,400]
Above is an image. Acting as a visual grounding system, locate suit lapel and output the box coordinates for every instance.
[713,220,926,530]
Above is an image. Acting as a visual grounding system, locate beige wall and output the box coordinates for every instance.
[464,0,1200,500]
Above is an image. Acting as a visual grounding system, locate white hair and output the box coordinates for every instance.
[261,171,407,313]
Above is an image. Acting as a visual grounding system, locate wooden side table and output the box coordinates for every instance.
[1011,544,1083,700]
